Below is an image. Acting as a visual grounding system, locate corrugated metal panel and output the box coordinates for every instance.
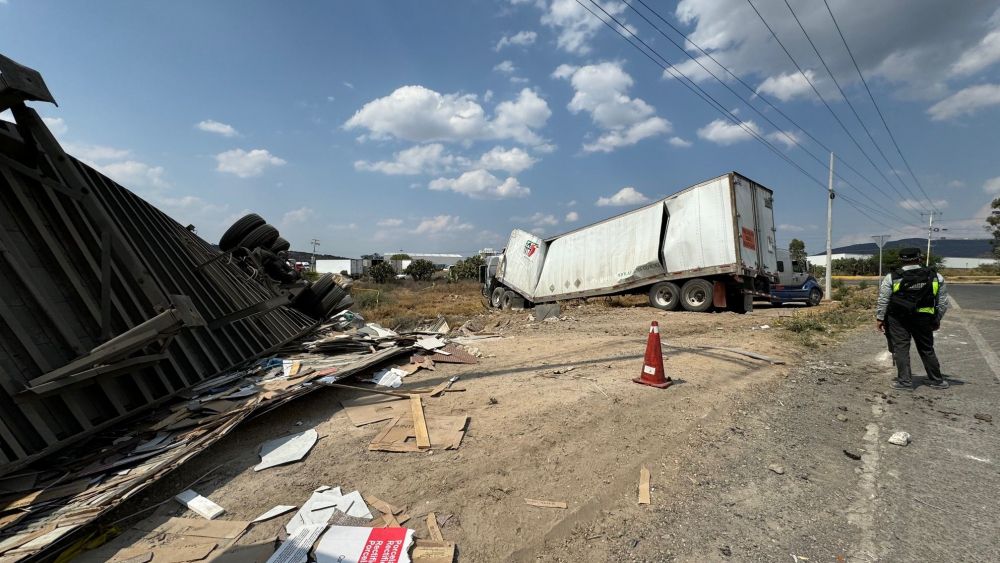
[0,111,317,475]
[532,204,666,300]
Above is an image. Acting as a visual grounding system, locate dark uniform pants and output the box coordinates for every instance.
[885,314,943,383]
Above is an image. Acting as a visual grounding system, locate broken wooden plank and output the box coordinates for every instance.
[425,512,444,541]
[324,382,412,399]
[410,395,431,449]
[638,466,650,505]
[412,540,456,563]
[524,498,567,509]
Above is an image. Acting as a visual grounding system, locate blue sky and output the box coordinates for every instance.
[3,0,999,258]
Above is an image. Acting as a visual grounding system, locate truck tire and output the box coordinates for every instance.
[648,281,680,311]
[680,279,713,312]
[238,223,280,251]
[491,286,506,309]
[807,288,822,307]
[501,290,524,310]
[270,236,290,253]
[219,213,265,251]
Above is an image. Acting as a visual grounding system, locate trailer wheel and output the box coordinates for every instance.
[648,281,680,310]
[491,286,506,309]
[238,223,280,251]
[501,290,525,310]
[680,279,714,312]
[219,213,265,251]
[807,288,822,307]
[270,236,291,253]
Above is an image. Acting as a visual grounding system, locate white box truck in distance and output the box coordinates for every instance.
[481,172,779,313]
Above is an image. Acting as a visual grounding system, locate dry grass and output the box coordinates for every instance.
[350,279,486,330]
[778,286,877,347]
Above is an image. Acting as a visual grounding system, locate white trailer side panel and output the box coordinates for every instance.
[661,176,737,272]
[753,180,778,273]
[532,203,667,300]
[497,229,547,298]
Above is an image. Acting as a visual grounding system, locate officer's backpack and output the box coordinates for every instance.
[888,267,938,315]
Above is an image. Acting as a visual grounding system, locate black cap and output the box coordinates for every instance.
[898,247,922,260]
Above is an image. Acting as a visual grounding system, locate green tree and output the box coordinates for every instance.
[987,197,1000,261]
[389,253,411,261]
[881,248,943,272]
[449,255,485,280]
[367,261,396,284]
[404,259,436,281]
[789,239,806,262]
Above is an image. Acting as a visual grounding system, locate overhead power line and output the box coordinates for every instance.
[744,0,925,214]
[574,0,916,232]
[781,0,930,212]
[629,0,921,223]
[620,0,921,225]
[820,0,941,212]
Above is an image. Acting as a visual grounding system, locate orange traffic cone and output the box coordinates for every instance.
[633,321,673,389]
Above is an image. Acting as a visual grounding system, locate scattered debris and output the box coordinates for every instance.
[173,489,226,520]
[425,512,444,541]
[252,505,298,523]
[974,413,993,423]
[836,414,848,422]
[254,429,319,471]
[768,464,785,475]
[340,395,410,426]
[525,498,568,509]
[369,415,469,452]
[719,546,733,557]
[410,395,432,450]
[372,367,410,388]
[415,337,447,351]
[267,523,326,563]
[638,466,651,505]
[314,525,415,563]
[843,449,862,461]
[286,487,373,535]
[533,303,562,321]
[412,540,457,563]
[888,431,911,446]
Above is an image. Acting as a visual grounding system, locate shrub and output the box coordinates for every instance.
[450,255,485,280]
[368,262,396,284]
[858,279,869,290]
[405,259,436,281]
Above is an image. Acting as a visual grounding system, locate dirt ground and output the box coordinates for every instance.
[79,298,815,562]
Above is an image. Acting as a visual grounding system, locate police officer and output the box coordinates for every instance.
[875,247,950,390]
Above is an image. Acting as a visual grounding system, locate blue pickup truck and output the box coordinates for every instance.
[770,249,823,306]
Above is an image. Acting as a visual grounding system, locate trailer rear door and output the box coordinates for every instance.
[733,175,761,271]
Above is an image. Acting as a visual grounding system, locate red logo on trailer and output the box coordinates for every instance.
[741,227,757,250]
[523,240,538,257]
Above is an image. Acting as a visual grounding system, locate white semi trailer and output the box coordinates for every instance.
[481,172,779,313]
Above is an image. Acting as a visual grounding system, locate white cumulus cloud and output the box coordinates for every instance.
[282,207,314,225]
[355,143,465,175]
[377,218,404,227]
[898,199,949,210]
[496,30,538,51]
[697,118,761,145]
[557,62,671,152]
[196,119,238,137]
[344,86,550,146]
[428,169,530,199]
[42,116,68,136]
[540,0,627,55]
[668,136,692,148]
[513,212,559,227]
[950,10,1000,76]
[494,60,517,74]
[100,160,169,189]
[755,70,816,102]
[596,186,650,207]
[565,211,579,222]
[215,148,286,178]
[477,146,537,174]
[413,215,474,235]
[927,84,1000,120]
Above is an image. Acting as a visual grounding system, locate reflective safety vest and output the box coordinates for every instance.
[889,267,939,315]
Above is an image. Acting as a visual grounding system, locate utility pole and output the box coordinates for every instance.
[825,152,834,299]
[920,213,941,267]
[871,234,889,279]
[310,238,320,271]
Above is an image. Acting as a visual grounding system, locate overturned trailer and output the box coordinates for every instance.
[0,54,350,477]
[483,172,778,312]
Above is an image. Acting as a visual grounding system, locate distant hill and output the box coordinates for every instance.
[814,238,993,258]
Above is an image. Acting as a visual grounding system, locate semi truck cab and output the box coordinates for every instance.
[770,248,823,306]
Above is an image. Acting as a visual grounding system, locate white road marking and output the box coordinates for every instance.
[948,295,1000,384]
[847,397,884,562]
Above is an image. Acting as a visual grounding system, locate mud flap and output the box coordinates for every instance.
[712,281,727,308]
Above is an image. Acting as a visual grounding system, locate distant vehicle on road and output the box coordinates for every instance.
[769,248,823,306]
